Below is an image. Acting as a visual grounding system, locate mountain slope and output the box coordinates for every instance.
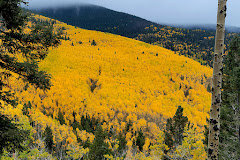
[15,14,211,132]
[2,14,211,159]
[31,4,238,67]
[32,4,157,37]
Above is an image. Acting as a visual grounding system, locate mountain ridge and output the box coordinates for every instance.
[168,23,240,33]
[31,4,159,38]
[30,4,239,67]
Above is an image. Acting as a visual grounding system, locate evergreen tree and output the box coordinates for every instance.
[136,129,145,152]
[22,101,32,116]
[71,111,81,131]
[0,0,61,155]
[91,39,97,46]
[203,118,209,150]
[0,115,29,155]
[173,106,189,145]
[57,110,65,125]
[81,115,93,133]
[43,126,54,154]
[117,133,127,155]
[164,118,174,149]
[0,2,61,92]
[219,36,240,159]
[89,124,111,160]
[164,106,188,150]
[80,114,99,133]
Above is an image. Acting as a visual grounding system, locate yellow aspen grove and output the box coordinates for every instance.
[208,0,227,159]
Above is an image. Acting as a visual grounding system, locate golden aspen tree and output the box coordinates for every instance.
[208,0,227,159]
[3,14,215,157]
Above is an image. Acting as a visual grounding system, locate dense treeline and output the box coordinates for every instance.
[32,5,155,38]
[136,26,237,67]
[219,36,240,159]
[1,99,205,159]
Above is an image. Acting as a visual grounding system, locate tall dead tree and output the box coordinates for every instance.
[208,0,227,159]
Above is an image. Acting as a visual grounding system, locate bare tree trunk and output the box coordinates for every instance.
[208,0,227,159]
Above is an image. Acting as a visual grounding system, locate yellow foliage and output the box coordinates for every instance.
[168,126,207,160]
[76,129,94,143]
[3,14,212,154]
[150,131,169,159]
[66,143,89,159]
[143,138,150,152]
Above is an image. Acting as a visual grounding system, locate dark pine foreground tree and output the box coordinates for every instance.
[89,124,112,160]
[136,129,145,152]
[219,36,240,160]
[43,126,54,154]
[0,0,61,155]
[117,132,127,156]
[164,106,188,150]
[0,114,29,155]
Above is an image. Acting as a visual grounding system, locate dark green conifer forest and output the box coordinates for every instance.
[220,36,240,160]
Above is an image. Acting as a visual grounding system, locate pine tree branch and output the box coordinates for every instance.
[0,54,51,89]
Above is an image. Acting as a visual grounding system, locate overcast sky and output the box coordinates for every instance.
[26,0,240,27]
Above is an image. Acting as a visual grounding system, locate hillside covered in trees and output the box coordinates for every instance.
[31,4,239,67]
[31,4,156,38]
[0,14,212,159]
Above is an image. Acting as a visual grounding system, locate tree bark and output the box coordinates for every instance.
[208,0,227,159]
